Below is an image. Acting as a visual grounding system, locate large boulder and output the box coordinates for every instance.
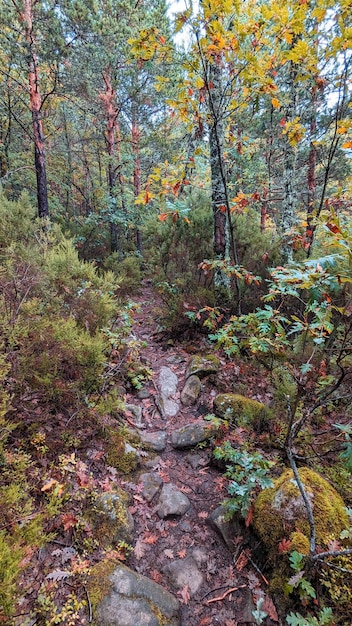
[90,561,180,626]
[171,420,217,449]
[213,393,271,427]
[254,467,349,558]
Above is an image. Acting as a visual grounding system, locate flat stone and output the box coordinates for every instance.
[186,354,219,379]
[180,375,201,406]
[158,366,178,397]
[162,556,204,596]
[139,431,167,452]
[137,388,151,400]
[171,421,216,449]
[157,484,191,518]
[97,562,180,626]
[140,472,163,502]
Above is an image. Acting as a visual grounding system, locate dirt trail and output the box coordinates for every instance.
[121,284,277,626]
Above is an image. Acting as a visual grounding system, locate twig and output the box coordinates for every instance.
[206,584,246,604]
[201,585,231,601]
[83,584,93,623]
[246,554,269,586]
[310,548,352,562]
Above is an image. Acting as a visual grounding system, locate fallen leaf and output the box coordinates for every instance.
[164,549,174,559]
[177,549,187,559]
[143,533,159,545]
[134,540,147,560]
[46,569,71,581]
[278,538,291,553]
[263,595,279,621]
[198,511,209,519]
[178,584,191,605]
[61,513,78,531]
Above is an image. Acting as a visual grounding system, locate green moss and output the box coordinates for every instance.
[187,354,220,378]
[290,531,310,556]
[254,468,349,556]
[214,393,272,427]
[106,430,139,475]
[87,488,132,547]
[87,558,119,622]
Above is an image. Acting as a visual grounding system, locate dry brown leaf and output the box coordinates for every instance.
[177,549,187,559]
[134,539,147,560]
[178,584,191,605]
[263,595,279,621]
[143,533,159,545]
[164,549,174,559]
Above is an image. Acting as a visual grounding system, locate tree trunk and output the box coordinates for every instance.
[280,58,298,264]
[131,101,143,255]
[101,67,120,253]
[21,0,49,219]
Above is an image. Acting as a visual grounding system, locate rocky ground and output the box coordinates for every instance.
[97,284,280,626]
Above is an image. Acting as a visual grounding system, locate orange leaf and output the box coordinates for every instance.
[158,213,169,222]
[342,140,352,149]
[144,533,159,545]
[278,538,291,553]
[61,512,78,531]
[245,504,254,527]
[177,549,187,559]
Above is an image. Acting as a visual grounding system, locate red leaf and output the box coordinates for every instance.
[61,513,78,531]
[326,222,341,234]
[278,538,291,553]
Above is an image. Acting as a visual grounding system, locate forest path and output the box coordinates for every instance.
[120,281,277,626]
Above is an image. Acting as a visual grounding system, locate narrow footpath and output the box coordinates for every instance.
[108,283,279,626]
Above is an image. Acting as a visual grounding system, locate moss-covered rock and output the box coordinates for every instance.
[106,430,140,475]
[186,354,219,379]
[253,468,350,617]
[253,467,349,557]
[88,488,134,547]
[213,393,272,427]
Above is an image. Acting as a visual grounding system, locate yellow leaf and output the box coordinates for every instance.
[195,76,205,89]
[271,98,280,109]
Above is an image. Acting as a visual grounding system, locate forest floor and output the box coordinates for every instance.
[10,282,288,625]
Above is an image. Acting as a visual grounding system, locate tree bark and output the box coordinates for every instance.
[20,0,49,219]
[280,58,298,264]
[131,101,143,255]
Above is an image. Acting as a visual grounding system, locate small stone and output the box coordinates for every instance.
[157,484,191,518]
[171,421,216,450]
[140,473,163,502]
[180,375,201,406]
[186,354,220,379]
[162,556,204,595]
[209,505,244,552]
[137,388,151,400]
[139,431,167,452]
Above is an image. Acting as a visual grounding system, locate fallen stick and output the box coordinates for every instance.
[206,584,246,604]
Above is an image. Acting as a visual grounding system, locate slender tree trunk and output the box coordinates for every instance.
[101,67,119,253]
[131,101,143,255]
[19,0,49,218]
[305,86,317,252]
[280,58,298,264]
